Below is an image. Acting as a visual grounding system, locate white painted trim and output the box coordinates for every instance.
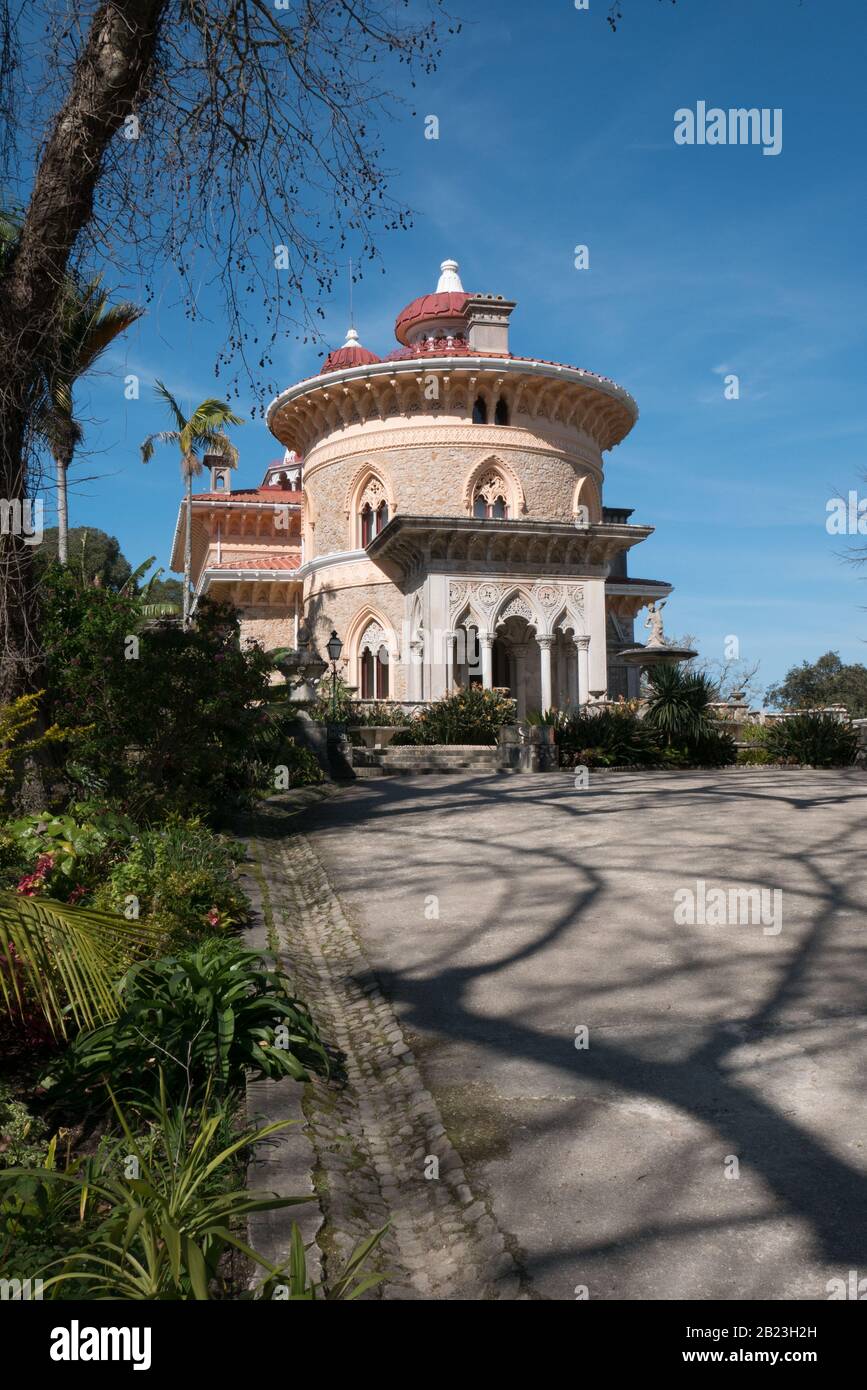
[296,548,367,580]
[266,354,638,428]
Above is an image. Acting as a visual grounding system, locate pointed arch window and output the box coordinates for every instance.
[472,471,510,520]
[358,477,389,547]
[472,396,488,424]
[494,397,509,426]
[359,621,390,698]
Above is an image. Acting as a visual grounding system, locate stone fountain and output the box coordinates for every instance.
[616,600,698,670]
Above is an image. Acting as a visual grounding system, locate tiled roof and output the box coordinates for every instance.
[394,290,471,345]
[323,343,381,372]
[194,488,302,501]
[209,555,301,571]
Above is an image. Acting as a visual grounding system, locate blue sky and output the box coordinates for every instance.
[60,0,867,693]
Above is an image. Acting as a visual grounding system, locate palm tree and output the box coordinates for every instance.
[38,278,143,564]
[140,384,243,627]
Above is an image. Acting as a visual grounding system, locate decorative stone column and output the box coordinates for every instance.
[408,640,424,700]
[538,635,554,714]
[480,631,494,690]
[576,636,590,705]
[445,630,455,694]
[567,641,579,708]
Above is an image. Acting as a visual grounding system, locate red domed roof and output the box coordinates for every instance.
[394,291,470,346]
[322,328,380,373]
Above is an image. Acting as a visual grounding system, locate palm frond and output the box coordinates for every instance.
[141,564,164,599]
[119,557,157,595]
[0,892,163,1037]
[75,302,144,375]
[141,430,180,464]
[186,399,245,435]
[197,430,239,467]
[153,380,189,433]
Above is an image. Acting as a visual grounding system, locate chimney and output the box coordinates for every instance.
[205,454,232,492]
[463,294,517,355]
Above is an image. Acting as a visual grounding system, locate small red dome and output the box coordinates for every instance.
[322,328,380,373]
[394,291,469,346]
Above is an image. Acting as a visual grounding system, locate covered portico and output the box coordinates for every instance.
[366,513,654,714]
[448,589,592,718]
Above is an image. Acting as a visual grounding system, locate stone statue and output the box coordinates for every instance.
[644,599,667,648]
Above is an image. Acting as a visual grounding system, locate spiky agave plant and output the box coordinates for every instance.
[643,664,719,747]
[0,1078,388,1300]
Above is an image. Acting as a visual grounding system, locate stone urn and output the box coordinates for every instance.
[349,726,402,751]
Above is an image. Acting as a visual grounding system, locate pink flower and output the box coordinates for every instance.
[206,908,221,927]
[16,872,43,896]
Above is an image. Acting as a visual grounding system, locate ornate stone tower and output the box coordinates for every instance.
[265,258,671,711]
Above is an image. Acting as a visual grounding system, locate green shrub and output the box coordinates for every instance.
[93,817,247,943]
[245,733,324,793]
[236,698,325,791]
[0,1130,83,1280]
[347,701,413,728]
[0,1085,385,1300]
[761,712,858,768]
[42,938,329,1106]
[554,706,661,768]
[0,1084,317,1299]
[737,745,772,766]
[41,568,275,820]
[413,687,515,745]
[0,1081,48,1169]
[0,692,70,812]
[736,720,765,747]
[669,728,737,768]
[2,808,136,899]
[310,673,354,724]
[281,741,324,786]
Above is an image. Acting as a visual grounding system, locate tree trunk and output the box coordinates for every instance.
[183,470,192,628]
[55,451,70,564]
[0,0,165,699]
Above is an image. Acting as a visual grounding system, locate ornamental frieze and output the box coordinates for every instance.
[475,581,502,610]
[448,579,586,632]
[533,583,563,610]
[499,595,534,624]
[302,426,600,480]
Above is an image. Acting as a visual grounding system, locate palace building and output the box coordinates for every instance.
[171,258,672,713]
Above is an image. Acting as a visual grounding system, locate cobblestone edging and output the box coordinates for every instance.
[242,797,523,1301]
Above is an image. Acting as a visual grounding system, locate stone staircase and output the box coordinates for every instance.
[352,744,502,775]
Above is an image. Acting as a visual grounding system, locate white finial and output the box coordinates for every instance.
[342,326,361,348]
[436,258,463,292]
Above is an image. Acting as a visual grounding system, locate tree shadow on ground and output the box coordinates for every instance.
[262,771,867,1276]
